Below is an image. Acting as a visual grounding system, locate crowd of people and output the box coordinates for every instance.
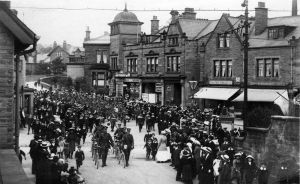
[22,87,278,184]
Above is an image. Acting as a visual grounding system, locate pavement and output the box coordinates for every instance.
[19,120,199,184]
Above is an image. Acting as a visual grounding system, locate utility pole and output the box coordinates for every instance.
[242,0,249,129]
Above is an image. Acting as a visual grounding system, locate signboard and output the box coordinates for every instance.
[209,80,233,85]
[155,83,162,93]
[142,93,157,104]
[148,93,157,104]
[124,78,141,83]
[142,93,149,102]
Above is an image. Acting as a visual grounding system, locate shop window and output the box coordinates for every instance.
[256,58,280,78]
[127,58,137,73]
[96,50,108,64]
[110,57,118,70]
[167,56,180,72]
[147,57,158,72]
[92,72,105,87]
[213,60,233,77]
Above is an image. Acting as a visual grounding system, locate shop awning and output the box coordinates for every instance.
[194,87,240,100]
[232,89,288,102]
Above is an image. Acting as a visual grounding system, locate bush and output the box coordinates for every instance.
[74,77,92,93]
[247,106,283,128]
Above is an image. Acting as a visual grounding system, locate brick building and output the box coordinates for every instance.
[195,1,300,116]
[0,1,37,149]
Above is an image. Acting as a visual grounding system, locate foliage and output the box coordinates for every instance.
[247,105,283,128]
[51,57,66,74]
[35,63,51,75]
[41,76,73,88]
[95,87,109,95]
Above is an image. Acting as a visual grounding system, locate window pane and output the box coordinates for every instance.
[151,58,155,72]
[214,61,220,77]
[167,57,171,71]
[173,57,177,71]
[225,34,230,47]
[219,37,224,48]
[127,59,131,72]
[221,60,227,77]
[97,73,104,80]
[155,58,158,72]
[274,59,279,77]
[97,80,104,86]
[257,59,264,77]
[103,51,107,63]
[177,57,180,72]
[266,59,272,77]
[228,60,232,77]
[96,51,101,63]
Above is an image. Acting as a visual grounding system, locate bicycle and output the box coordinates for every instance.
[93,145,100,169]
[118,149,126,168]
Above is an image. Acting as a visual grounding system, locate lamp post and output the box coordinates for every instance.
[188,80,198,106]
[242,0,249,130]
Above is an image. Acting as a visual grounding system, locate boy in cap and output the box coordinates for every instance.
[75,145,85,173]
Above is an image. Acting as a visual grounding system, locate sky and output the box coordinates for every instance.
[10,0,297,47]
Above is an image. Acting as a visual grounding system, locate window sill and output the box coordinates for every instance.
[146,72,159,74]
[217,47,230,50]
[166,71,181,74]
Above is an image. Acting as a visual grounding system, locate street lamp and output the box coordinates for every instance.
[188,80,198,106]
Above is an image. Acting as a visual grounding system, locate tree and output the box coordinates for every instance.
[35,63,51,75]
[51,57,66,74]
[247,105,283,128]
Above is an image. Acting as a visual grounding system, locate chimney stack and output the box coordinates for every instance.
[84,26,91,41]
[151,16,159,35]
[255,2,268,35]
[292,0,298,16]
[63,40,67,50]
[182,8,196,19]
[170,10,179,22]
[0,1,10,9]
[53,41,57,48]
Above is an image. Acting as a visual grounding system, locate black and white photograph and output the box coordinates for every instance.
[0,0,299,184]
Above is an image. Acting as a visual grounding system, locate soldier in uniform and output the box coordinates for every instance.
[98,126,114,167]
[122,128,134,167]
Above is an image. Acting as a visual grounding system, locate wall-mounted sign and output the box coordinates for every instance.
[209,80,233,85]
[155,83,162,93]
[124,78,141,83]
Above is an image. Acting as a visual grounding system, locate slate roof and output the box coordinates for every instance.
[194,20,218,39]
[83,32,110,45]
[249,15,300,48]
[48,45,84,56]
[178,18,212,39]
[0,2,37,51]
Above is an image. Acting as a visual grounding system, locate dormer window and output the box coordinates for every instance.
[268,27,285,39]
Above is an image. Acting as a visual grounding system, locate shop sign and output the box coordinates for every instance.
[124,78,141,83]
[209,80,233,85]
[155,83,162,93]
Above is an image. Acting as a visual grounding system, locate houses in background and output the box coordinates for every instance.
[66,1,299,115]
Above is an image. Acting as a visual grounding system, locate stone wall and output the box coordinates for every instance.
[243,116,300,183]
[0,22,15,148]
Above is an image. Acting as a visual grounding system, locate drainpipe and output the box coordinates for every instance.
[15,36,38,155]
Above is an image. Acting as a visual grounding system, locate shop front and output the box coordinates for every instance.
[115,75,141,100]
[141,78,163,104]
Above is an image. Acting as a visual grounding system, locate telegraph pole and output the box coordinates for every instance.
[242,0,249,129]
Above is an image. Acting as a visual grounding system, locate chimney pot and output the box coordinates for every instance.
[258,2,265,8]
[292,0,298,16]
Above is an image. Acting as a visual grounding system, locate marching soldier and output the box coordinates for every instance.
[98,126,114,167]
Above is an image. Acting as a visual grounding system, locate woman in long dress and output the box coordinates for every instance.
[156,131,171,163]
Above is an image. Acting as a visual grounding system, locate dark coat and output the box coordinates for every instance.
[173,148,181,167]
[181,155,193,182]
[218,162,232,184]
[122,133,134,149]
[244,162,257,184]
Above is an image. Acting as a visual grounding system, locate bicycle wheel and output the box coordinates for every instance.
[96,155,100,169]
[121,153,126,168]
[94,152,98,166]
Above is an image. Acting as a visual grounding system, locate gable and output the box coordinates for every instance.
[205,15,242,47]
[167,22,181,35]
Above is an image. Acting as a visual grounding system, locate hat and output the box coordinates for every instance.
[193,140,201,146]
[221,154,230,161]
[182,150,191,156]
[41,142,48,148]
[147,129,150,132]
[234,152,242,157]
[246,155,254,160]
[161,130,166,134]
[201,147,212,153]
[37,139,43,143]
[204,121,210,125]
[77,145,82,148]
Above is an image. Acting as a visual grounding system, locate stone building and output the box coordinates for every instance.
[195,1,300,116]
[0,1,37,148]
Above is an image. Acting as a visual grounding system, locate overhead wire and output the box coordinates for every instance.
[11,6,296,12]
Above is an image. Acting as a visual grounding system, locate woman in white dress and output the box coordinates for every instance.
[156,131,171,163]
